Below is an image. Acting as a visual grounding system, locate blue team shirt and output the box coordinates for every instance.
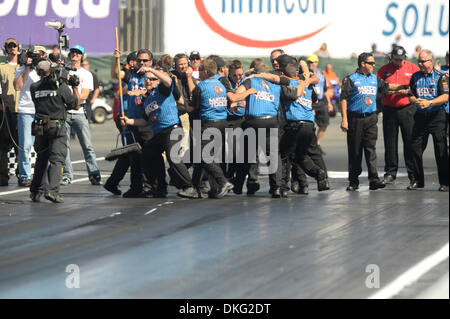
[127,71,146,119]
[439,66,449,114]
[281,78,315,122]
[143,80,180,134]
[245,78,281,117]
[197,78,228,121]
[410,68,448,113]
[228,76,246,117]
[343,72,380,114]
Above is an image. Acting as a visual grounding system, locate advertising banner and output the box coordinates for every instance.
[0,0,118,56]
[165,0,449,57]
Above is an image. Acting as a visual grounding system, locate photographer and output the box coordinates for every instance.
[29,60,80,203]
[13,45,47,187]
[0,38,20,186]
[61,45,102,186]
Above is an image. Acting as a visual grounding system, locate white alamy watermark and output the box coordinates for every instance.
[365,264,380,289]
[65,264,80,289]
[169,120,279,174]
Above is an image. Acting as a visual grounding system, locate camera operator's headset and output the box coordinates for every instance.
[2,38,21,56]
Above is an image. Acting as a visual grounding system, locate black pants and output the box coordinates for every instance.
[235,117,282,190]
[0,109,18,182]
[106,116,153,192]
[347,113,380,184]
[192,120,228,191]
[280,121,327,189]
[143,125,193,192]
[225,116,246,179]
[30,122,67,195]
[382,104,416,181]
[410,110,449,186]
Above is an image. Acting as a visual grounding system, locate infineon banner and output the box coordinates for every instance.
[165,0,449,57]
[0,0,118,56]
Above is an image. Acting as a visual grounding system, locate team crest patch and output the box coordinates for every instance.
[261,80,270,90]
[363,96,373,106]
[214,85,223,95]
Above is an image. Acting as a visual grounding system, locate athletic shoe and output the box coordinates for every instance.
[89,175,103,186]
[246,183,260,195]
[178,187,198,199]
[104,183,121,195]
[60,177,71,186]
[45,192,64,203]
[30,192,42,202]
[346,183,359,191]
[369,180,386,190]
[18,179,31,187]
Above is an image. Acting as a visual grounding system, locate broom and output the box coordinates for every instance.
[105,27,142,161]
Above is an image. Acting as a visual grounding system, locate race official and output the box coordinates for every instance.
[340,52,407,191]
[408,50,449,192]
[29,60,80,203]
[377,46,419,185]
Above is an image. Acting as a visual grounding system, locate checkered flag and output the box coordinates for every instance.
[8,148,36,176]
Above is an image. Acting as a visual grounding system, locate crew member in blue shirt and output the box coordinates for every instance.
[121,67,198,199]
[234,63,295,198]
[191,59,248,198]
[408,49,449,192]
[340,52,407,191]
[279,64,330,196]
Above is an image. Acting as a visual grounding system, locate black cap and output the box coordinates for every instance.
[213,56,226,69]
[127,51,137,63]
[391,46,407,60]
[189,51,201,60]
[277,54,293,68]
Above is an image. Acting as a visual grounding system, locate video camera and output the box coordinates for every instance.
[48,63,79,87]
[18,49,44,67]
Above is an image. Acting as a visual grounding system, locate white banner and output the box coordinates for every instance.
[164,0,449,58]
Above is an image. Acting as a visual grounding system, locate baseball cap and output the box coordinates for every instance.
[391,46,406,60]
[36,60,51,73]
[33,45,47,54]
[127,51,137,63]
[307,54,319,63]
[189,51,201,60]
[213,56,226,69]
[277,54,294,68]
[70,45,85,55]
[5,38,18,46]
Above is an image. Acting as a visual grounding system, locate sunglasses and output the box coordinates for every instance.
[145,77,158,81]
[418,59,430,64]
[6,43,18,48]
[70,50,82,55]
[137,59,151,63]
[364,61,376,66]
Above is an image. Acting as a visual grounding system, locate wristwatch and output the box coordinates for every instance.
[429,100,433,107]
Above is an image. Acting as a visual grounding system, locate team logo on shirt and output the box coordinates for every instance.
[261,80,270,90]
[214,85,223,95]
[363,96,373,106]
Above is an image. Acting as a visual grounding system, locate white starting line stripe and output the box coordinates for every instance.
[0,157,107,197]
[144,208,158,216]
[72,157,105,165]
[368,242,450,299]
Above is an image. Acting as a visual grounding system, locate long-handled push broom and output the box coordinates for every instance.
[105,27,142,161]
